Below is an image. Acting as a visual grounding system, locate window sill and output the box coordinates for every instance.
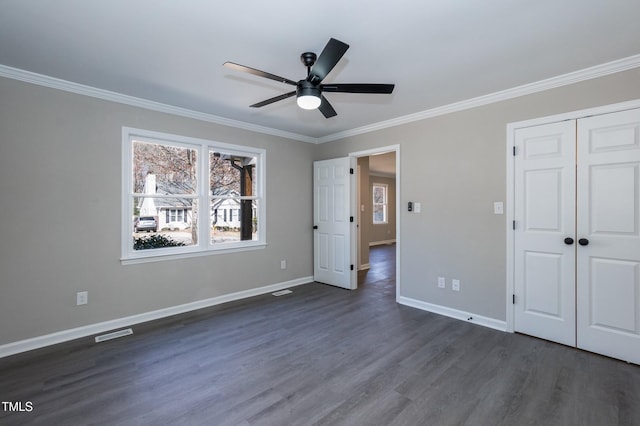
[121,243,267,265]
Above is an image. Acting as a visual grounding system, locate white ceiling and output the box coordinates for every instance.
[1,1,640,141]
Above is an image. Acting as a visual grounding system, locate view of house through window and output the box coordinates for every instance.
[209,150,258,244]
[132,141,198,249]
[123,128,265,260]
[373,183,388,224]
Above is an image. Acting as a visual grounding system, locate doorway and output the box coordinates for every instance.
[350,145,400,300]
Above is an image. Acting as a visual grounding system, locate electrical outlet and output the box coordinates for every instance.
[76,291,88,305]
[280,260,287,270]
[452,279,460,292]
[437,277,446,288]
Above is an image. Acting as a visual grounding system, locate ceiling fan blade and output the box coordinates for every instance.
[318,95,337,118]
[307,38,349,85]
[224,62,297,86]
[321,83,395,94]
[250,91,296,108]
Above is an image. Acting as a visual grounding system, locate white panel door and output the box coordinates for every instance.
[576,109,640,364]
[514,121,577,346]
[313,158,353,289]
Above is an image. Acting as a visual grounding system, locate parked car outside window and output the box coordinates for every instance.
[135,216,158,232]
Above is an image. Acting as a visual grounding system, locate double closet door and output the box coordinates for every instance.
[514,108,640,364]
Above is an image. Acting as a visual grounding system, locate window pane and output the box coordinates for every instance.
[210,151,258,197]
[210,199,258,244]
[373,185,386,203]
[373,205,386,223]
[133,197,197,250]
[373,183,388,224]
[133,141,197,195]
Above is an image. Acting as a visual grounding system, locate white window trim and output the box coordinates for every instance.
[372,182,388,224]
[121,127,266,264]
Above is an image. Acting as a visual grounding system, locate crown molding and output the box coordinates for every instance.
[316,53,640,143]
[0,65,316,144]
[2,53,640,145]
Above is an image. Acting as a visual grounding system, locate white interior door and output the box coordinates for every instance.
[313,158,354,289]
[576,109,640,364]
[514,121,577,346]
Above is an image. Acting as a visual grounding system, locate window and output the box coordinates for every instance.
[122,128,265,262]
[373,183,388,224]
[166,209,186,223]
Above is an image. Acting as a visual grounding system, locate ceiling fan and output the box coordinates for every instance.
[223,38,395,118]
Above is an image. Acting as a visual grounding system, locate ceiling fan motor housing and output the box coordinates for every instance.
[296,80,322,109]
[297,80,320,97]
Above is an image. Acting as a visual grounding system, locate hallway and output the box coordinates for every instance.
[358,243,396,295]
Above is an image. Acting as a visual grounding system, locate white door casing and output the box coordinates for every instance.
[514,120,577,346]
[576,109,640,364]
[313,158,354,289]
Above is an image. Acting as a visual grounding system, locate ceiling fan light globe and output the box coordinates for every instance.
[297,95,321,110]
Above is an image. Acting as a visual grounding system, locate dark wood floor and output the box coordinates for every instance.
[2,244,639,425]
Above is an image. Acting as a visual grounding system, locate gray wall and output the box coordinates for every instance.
[0,77,315,345]
[2,67,640,346]
[316,68,640,321]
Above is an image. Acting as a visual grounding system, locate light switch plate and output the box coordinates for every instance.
[76,291,88,305]
[493,202,504,215]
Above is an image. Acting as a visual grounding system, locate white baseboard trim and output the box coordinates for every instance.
[369,239,396,247]
[358,263,371,271]
[397,296,507,332]
[0,276,313,358]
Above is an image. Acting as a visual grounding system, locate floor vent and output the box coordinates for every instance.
[272,289,293,297]
[95,328,133,343]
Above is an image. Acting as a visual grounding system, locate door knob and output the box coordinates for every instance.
[313,225,318,229]
[564,237,574,245]
[578,238,589,246]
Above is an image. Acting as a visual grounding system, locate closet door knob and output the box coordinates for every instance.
[578,238,589,246]
[564,237,574,245]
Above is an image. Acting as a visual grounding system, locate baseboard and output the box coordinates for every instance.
[369,239,396,247]
[358,263,371,271]
[397,296,507,332]
[0,276,313,358]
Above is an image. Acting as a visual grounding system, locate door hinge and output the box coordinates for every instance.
[350,168,354,174]
[512,294,516,304]
[513,146,516,156]
[350,264,354,271]
[512,220,516,230]
[350,216,354,222]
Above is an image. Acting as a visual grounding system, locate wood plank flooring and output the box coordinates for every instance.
[1,244,639,425]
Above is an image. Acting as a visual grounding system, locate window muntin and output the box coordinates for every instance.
[373,183,388,224]
[122,128,265,262]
